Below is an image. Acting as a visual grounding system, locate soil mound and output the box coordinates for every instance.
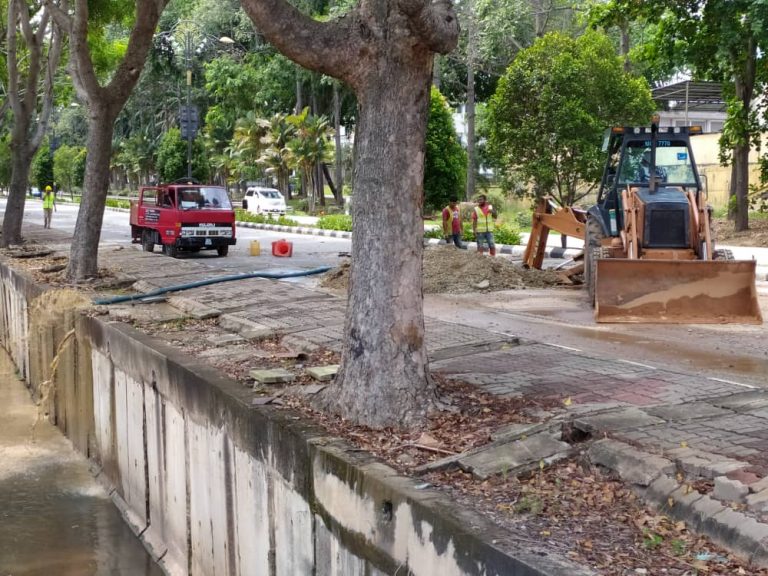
[322,246,564,294]
[713,217,768,247]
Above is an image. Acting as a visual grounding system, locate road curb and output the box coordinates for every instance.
[236,221,583,260]
[588,439,768,567]
[103,207,581,260]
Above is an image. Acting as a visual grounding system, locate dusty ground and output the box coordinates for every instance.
[322,245,566,293]
[714,216,768,247]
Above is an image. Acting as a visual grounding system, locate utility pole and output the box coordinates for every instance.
[185,32,193,179]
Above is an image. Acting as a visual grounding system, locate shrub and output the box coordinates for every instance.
[105,198,131,209]
[460,222,521,245]
[315,214,353,231]
[235,209,299,227]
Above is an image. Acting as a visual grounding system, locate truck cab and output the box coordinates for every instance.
[130,183,236,257]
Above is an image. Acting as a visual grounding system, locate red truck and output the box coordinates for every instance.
[130,182,236,257]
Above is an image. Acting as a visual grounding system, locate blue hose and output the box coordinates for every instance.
[92,266,332,305]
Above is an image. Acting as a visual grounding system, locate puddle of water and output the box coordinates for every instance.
[0,349,162,576]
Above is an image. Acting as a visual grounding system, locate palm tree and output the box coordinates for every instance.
[257,113,296,199]
[286,108,333,213]
[231,111,269,183]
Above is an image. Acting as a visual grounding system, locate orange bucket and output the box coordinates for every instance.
[272,239,293,257]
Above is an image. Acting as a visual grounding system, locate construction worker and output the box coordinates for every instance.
[42,185,56,229]
[441,196,465,248]
[471,194,498,256]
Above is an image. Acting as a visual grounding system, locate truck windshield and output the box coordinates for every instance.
[177,187,232,210]
[619,142,697,186]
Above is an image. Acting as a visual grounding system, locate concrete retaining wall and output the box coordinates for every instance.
[0,261,584,576]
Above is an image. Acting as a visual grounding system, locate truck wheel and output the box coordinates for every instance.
[217,245,229,257]
[584,215,604,307]
[142,230,154,253]
[242,200,248,210]
[163,243,178,258]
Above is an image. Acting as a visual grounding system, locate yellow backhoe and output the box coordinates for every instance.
[584,119,761,324]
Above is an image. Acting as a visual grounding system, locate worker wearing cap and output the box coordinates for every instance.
[42,185,56,229]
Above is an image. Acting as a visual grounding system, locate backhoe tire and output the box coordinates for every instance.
[713,248,734,260]
[142,230,155,253]
[584,215,604,307]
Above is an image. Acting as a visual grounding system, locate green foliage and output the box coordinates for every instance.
[234,209,298,226]
[464,221,521,245]
[315,214,353,232]
[642,531,663,550]
[105,198,131,209]
[74,149,87,188]
[0,138,11,190]
[487,30,654,206]
[31,144,54,190]
[156,128,209,183]
[53,145,85,194]
[424,87,467,212]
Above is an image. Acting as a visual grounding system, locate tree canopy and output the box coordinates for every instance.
[591,0,768,230]
[487,30,655,206]
[424,87,466,210]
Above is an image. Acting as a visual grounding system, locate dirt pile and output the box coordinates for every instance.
[322,246,565,294]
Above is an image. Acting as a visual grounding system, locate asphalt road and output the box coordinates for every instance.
[9,198,768,388]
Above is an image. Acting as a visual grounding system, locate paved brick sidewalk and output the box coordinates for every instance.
[20,225,768,566]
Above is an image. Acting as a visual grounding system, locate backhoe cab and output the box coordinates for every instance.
[584,119,761,324]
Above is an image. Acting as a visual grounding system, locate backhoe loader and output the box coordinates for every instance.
[584,118,762,324]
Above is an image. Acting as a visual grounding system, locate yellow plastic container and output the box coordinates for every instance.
[250,240,261,256]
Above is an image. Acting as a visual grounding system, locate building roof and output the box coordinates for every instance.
[651,80,726,113]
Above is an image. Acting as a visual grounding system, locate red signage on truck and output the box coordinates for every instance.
[130,182,236,257]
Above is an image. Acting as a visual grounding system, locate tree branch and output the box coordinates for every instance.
[239,0,361,86]
[104,0,170,105]
[398,0,460,54]
[30,10,65,151]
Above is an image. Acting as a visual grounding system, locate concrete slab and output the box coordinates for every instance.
[306,365,339,382]
[574,408,665,433]
[249,369,295,384]
[713,477,748,503]
[709,390,768,413]
[645,402,732,422]
[108,303,185,324]
[588,439,674,487]
[458,433,571,480]
[206,333,245,347]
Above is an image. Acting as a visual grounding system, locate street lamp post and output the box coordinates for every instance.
[183,32,193,179]
[157,23,244,182]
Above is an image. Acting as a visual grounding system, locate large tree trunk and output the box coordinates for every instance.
[464,0,477,200]
[728,39,756,231]
[731,143,750,232]
[2,2,61,247]
[2,143,33,245]
[240,0,457,429]
[333,66,433,428]
[67,105,116,280]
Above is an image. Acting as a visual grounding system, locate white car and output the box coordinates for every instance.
[243,187,286,216]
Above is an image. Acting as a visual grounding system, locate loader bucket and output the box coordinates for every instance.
[595,259,762,324]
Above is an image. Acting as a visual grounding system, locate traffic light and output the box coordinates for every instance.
[179,105,199,140]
